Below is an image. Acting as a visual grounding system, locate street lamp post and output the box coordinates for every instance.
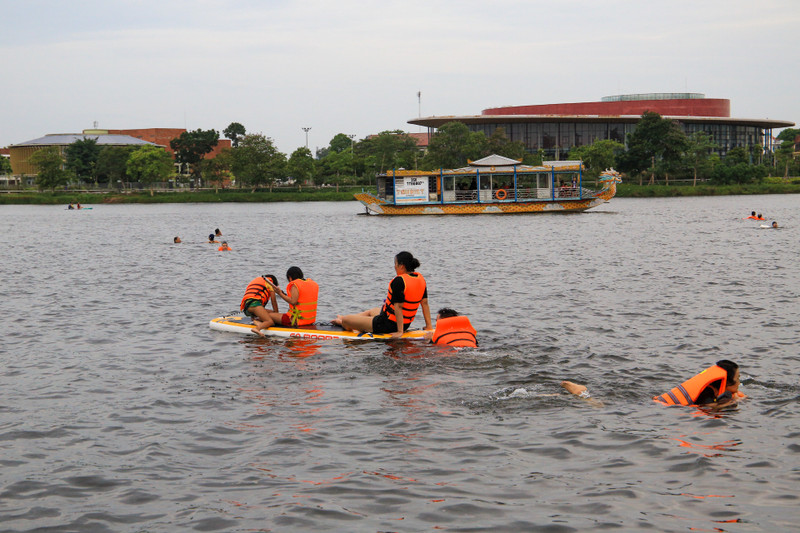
[302,127,311,149]
[347,134,355,185]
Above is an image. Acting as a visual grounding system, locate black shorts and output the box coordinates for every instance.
[372,313,409,334]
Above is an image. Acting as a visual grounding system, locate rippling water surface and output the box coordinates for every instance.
[2,195,799,532]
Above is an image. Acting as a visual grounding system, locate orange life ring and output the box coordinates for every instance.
[495,189,507,200]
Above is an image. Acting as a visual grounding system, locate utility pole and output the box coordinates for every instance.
[302,127,311,149]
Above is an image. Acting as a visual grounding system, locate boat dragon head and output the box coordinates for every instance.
[598,168,622,185]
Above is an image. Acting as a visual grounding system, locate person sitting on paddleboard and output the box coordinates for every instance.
[262,266,319,328]
[218,241,232,251]
[68,203,75,210]
[561,359,746,409]
[241,274,280,337]
[424,308,478,348]
[333,251,432,337]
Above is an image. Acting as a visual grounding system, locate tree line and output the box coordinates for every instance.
[23,114,799,192]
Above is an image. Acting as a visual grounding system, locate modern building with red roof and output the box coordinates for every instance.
[409,93,793,160]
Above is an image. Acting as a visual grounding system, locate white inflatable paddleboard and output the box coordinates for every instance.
[209,315,429,341]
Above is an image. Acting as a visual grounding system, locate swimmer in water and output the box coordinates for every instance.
[208,234,218,243]
[218,241,231,251]
[562,359,746,409]
[174,236,182,243]
[771,221,778,228]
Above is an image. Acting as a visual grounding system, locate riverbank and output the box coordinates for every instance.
[1,182,798,204]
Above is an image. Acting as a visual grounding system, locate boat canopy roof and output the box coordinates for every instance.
[381,154,582,177]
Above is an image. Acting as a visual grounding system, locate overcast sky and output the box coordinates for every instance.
[2,0,798,153]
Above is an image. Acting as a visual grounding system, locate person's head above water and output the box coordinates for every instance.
[715,359,740,395]
[395,251,421,273]
[437,308,459,319]
[286,266,304,281]
[208,234,215,241]
[215,228,222,236]
[751,211,756,216]
[772,221,778,228]
[174,236,181,243]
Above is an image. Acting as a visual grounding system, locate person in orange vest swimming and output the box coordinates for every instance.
[218,241,232,251]
[756,213,765,220]
[745,211,758,219]
[263,266,319,327]
[333,251,432,337]
[424,308,478,348]
[562,360,746,408]
[240,273,280,337]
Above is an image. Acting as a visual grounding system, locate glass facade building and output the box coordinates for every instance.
[409,94,793,161]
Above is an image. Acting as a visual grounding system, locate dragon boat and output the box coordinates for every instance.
[354,154,621,216]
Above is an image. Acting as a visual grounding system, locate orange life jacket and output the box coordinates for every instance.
[653,365,728,406]
[240,277,273,310]
[756,216,765,220]
[381,272,426,325]
[218,245,231,251]
[286,278,319,326]
[432,316,478,347]
[745,216,758,219]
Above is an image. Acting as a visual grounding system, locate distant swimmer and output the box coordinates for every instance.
[562,359,747,409]
[240,274,280,337]
[745,211,757,219]
[757,213,765,220]
[760,221,779,229]
[333,251,432,337]
[174,236,182,243]
[215,228,222,237]
[772,221,779,228]
[218,241,232,251]
[424,308,478,348]
[263,266,319,327]
[208,234,218,243]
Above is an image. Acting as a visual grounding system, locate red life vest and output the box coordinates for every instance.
[286,278,319,326]
[432,316,477,347]
[381,272,426,325]
[240,277,273,310]
[653,365,728,406]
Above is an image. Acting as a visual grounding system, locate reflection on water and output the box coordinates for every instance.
[1,196,799,531]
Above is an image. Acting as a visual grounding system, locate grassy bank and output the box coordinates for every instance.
[615,182,800,197]
[2,182,799,204]
[0,187,367,205]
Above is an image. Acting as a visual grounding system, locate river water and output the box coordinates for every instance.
[1,195,799,532]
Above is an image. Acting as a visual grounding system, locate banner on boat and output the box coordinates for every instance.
[395,176,429,204]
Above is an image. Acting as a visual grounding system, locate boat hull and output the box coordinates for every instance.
[355,188,614,216]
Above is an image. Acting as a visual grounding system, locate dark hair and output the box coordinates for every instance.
[208,234,215,241]
[263,274,278,286]
[173,236,180,243]
[716,360,739,383]
[215,228,221,234]
[286,266,304,280]
[437,308,459,319]
[395,251,420,272]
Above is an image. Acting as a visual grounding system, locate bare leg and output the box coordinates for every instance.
[250,306,275,337]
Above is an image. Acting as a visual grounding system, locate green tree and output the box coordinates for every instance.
[126,145,174,193]
[287,147,315,186]
[96,146,137,188]
[231,133,287,191]
[200,148,233,191]
[487,127,527,161]
[170,129,219,182]
[29,147,69,191]
[569,139,625,180]
[358,130,419,175]
[684,132,717,186]
[65,137,101,185]
[0,156,12,175]
[618,111,688,184]
[329,133,354,154]
[423,121,488,169]
[223,122,246,148]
